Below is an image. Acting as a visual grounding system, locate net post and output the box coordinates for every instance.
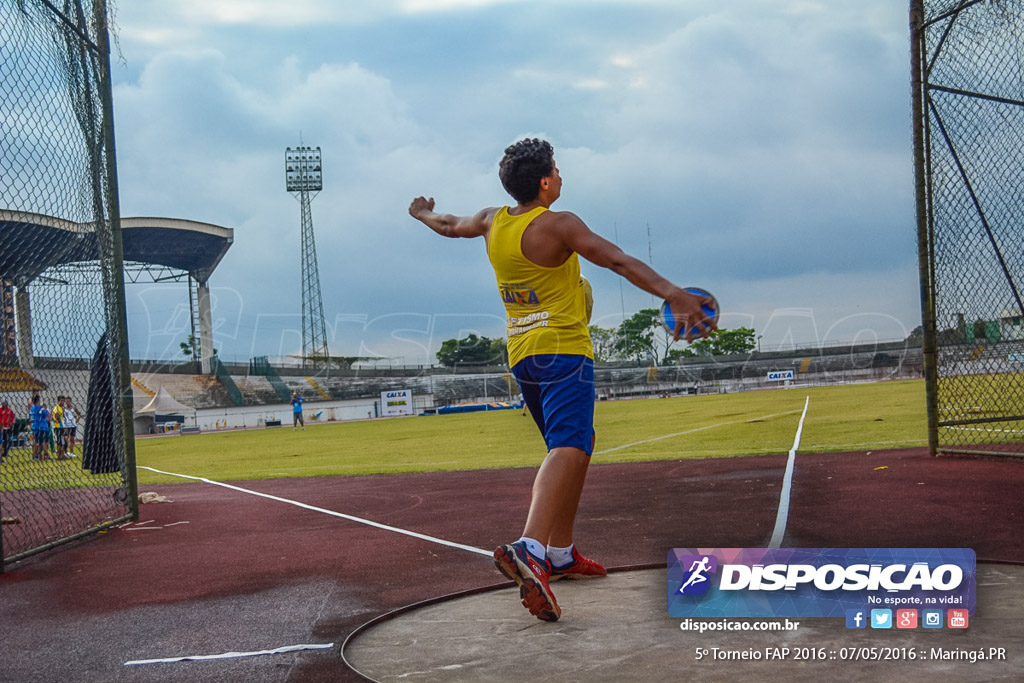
[94,0,139,517]
[0,495,5,573]
[910,0,939,457]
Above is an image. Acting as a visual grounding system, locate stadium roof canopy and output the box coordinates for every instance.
[0,210,233,286]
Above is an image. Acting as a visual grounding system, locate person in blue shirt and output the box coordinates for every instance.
[29,394,51,461]
[291,392,304,431]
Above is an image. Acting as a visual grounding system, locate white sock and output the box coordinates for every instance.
[547,544,575,568]
[516,536,546,560]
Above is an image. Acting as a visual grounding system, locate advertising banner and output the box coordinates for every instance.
[381,390,413,417]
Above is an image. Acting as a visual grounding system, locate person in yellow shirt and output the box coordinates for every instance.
[409,138,715,621]
[51,395,66,459]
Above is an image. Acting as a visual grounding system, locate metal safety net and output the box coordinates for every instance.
[1,0,136,568]
[913,0,1024,456]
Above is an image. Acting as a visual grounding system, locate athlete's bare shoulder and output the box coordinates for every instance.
[532,208,589,237]
[480,206,502,224]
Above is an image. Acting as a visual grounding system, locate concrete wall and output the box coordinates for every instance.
[186,393,436,431]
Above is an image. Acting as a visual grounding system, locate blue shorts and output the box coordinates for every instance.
[512,354,595,456]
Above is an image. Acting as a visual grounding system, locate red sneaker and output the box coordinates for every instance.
[493,542,560,621]
[550,547,607,581]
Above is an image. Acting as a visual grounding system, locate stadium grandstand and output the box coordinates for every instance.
[120,338,924,432]
[1,211,231,432]
[1,210,232,374]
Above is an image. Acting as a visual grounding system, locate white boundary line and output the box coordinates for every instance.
[768,396,810,549]
[125,642,334,666]
[593,409,803,456]
[946,426,1024,435]
[137,466,492,557]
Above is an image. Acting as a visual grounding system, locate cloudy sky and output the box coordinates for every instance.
[109,0,921,365]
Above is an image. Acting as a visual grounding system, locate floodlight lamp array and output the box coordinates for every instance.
[285,145,323,192]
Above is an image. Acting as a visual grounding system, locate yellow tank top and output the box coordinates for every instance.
[487,206,593,367]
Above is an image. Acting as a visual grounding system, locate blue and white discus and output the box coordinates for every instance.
[659,287,719,338]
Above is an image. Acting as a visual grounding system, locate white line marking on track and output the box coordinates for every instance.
[137,466,493,557]
[593,409,803,456]
[947,426,1024,435]
[768,397,810,549]
[124,642,335,666]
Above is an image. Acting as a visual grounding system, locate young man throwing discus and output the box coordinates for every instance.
[409,138,715,621]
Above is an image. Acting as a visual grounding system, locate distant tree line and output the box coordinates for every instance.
[435,311,757,367]
[592,308,756,364]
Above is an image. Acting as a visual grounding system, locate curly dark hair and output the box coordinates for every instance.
[498,138,554,203]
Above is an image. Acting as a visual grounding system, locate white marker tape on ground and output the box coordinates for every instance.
[124,642,334,666]
[137,466,492,557]
[768,396,810,549]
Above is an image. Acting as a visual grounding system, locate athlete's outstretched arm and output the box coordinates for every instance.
[409,196,494,239]
[556,212,717,342]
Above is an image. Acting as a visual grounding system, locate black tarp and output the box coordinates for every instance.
[82,333,121,475]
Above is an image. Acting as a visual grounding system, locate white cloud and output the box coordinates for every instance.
[399,0,523,13]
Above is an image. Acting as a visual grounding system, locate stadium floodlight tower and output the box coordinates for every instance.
[285,144,330,369]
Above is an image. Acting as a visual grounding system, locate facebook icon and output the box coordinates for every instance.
[845,609,867,629]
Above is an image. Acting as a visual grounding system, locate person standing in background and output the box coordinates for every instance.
[291,392,305,431]
[0,400,14,463]
[30,395,50,461]
[63,397,78,457]
[52,395,66,459]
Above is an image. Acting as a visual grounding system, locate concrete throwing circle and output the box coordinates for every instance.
[345,564,1023,682]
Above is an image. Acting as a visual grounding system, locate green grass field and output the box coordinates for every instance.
[134,379,929,485]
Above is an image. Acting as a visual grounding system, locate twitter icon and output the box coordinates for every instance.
[870,609,893,629]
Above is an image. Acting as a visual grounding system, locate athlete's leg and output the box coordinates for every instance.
[522,445,590,548]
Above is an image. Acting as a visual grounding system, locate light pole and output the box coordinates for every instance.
[285,144,329,369]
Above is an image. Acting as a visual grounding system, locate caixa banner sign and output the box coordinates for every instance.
[667,548,975,618]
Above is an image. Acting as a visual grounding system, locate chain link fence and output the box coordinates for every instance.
[912,0,1024,457]
[1,0,136,569]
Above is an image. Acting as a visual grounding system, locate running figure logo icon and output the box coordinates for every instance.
[677,555,718,595]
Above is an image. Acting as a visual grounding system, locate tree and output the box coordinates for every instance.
[669,327,757,359]
[180,334,216,358]
[614,308,659,362]
[588,325,619,362]
[436,333,508,367]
